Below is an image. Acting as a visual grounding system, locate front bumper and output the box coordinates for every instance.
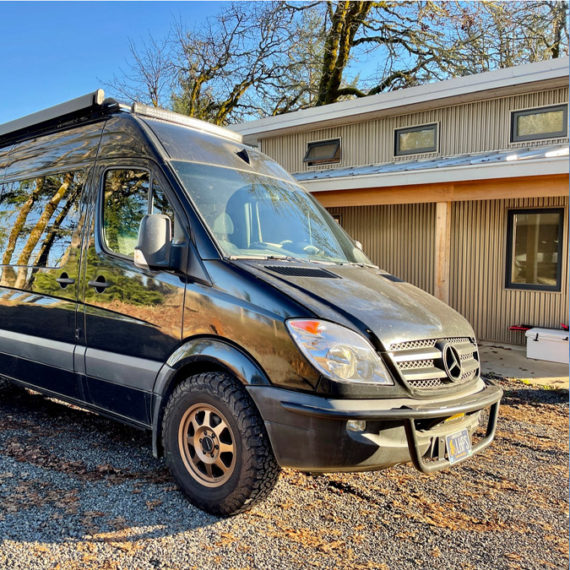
[247,382,502,473]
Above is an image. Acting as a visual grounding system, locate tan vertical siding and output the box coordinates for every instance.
[450,196,569,344]
[328,203,435,294]
[261,87,569,173]
[327,195,568,345]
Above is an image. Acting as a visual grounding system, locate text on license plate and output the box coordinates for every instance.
[446,428,472,464]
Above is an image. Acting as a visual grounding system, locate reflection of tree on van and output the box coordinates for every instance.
[0,168,169,307]
[0,172,83,288]
[103,169,149,258]
[34,246,167,307]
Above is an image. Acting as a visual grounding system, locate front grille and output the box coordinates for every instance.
[399,359,435,370]
[390,339,437,351]
[388,337,479,391]
[410,378,445,389]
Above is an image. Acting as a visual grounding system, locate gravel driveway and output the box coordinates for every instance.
[0,377,568,569]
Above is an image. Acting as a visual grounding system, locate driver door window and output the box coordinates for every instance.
[102,169,174,258]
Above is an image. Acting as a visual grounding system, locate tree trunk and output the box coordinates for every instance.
[14,173,73,289]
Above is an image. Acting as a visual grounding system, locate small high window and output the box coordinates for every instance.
[506,208,564,291]
[511,105,568,142]
[304,139,341,166]
[395,124,438,156]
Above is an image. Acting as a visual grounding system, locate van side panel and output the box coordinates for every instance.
[0,124,103,397]
[4,123,102,179]
[79,121,186,425]
[96,116,158,162]
[0,143,13,182]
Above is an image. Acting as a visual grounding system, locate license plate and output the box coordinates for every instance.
[446,428,472,464]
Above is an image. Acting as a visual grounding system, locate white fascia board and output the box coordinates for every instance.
[299,157,570,193]
[231,58,569,139]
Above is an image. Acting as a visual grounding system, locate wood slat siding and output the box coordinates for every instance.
[262,88,569,173]
[450,196,569,344]
[328,203,435,294]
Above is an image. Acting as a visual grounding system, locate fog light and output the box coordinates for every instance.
[346,419,367,432]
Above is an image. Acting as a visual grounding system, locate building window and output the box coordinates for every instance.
[304,139,341,166]
[511,105,568,142]
[506,208,564,291]
[395,123,438,156]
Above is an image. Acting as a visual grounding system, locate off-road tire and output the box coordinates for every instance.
[162,371,280,516]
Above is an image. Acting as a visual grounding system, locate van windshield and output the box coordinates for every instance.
[172,161,371,265]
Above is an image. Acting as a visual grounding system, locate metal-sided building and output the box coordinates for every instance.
[232,59,570,346]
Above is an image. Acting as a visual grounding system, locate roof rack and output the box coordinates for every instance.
[0,89,243,146]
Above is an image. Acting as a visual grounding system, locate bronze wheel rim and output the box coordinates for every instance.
[178,403,237,488]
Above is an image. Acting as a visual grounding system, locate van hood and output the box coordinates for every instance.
[233,260,475,350]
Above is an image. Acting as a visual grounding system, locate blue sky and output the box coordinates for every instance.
[0,1,224,124]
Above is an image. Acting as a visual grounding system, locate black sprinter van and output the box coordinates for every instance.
[0,91,502,516]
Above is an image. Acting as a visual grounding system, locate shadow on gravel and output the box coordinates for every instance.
[0,387,221,543]
[501,387,569,406]
[484,377,569,407]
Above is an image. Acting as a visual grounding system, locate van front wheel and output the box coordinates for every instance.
[161,372,280,516]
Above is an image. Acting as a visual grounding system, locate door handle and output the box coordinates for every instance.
[56,273,75,288]
[88,276,112,292]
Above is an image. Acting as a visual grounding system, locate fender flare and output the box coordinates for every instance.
[150,336,271,457]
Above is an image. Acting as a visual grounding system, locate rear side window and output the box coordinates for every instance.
[0,171,84,273]
[102,169,174,258]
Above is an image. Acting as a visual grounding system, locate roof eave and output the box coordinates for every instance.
[298,156,570,193]
[231,58,570,141]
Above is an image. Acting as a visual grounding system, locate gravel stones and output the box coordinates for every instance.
[0,378,568,569]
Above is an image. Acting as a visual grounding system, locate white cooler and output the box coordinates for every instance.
[525,328,569,364]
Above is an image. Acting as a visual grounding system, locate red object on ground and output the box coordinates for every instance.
[510,324,569,332]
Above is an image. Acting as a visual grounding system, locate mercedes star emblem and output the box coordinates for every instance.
[443,344,462,381]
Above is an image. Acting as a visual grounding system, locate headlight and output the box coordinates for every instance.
[286,319,393,385]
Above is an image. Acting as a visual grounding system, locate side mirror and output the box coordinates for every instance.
[134,214,172,270]
[355,240,363,251]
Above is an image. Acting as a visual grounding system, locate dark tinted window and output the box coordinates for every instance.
[0,171,84,272]
[511,105,568,142]
[395,124,438,156]
[304,139,341,166]
[506,208,564,291]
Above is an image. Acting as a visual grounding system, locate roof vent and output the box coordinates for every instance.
[236,148,250,164]
[380,273,404,283]
[265,265,339,278]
